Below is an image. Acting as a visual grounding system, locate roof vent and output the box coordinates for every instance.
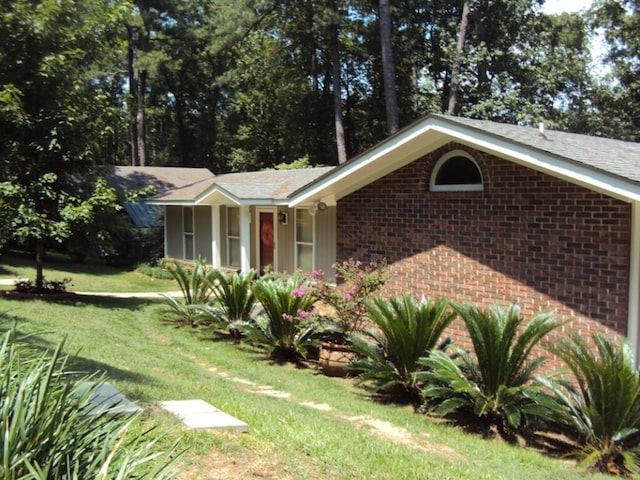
[538,122,548,139]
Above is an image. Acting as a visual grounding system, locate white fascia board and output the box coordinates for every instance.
[289,121,446,207]
[290,116,640,207]
[434,123,640,204]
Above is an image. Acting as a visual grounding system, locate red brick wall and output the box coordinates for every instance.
[336,143,631,348]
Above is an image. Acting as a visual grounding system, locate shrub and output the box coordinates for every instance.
[419,303,561,439]
[314,258,389,341]
[14,277,72,294]
[194,269,257,337]
[0,329,182,479]
[163,258,214,324]
[238,276,318,360]
[349,294,455,404]
[540,333,640,475]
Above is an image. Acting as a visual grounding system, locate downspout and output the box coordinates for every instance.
[628,201,640,366]
[211,206,221,269]
[240,205,251,273]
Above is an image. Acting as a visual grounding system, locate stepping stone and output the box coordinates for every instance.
[78,381,143,416]
[159,399,249,432]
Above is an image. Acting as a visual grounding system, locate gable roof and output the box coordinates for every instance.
[149,167,334,206]
[289,114,640,206]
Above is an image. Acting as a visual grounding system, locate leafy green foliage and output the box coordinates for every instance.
[420,304,561,438]
[314,258,389,340]
[238,276,318,360]
[540,333,640,475]
[0,329,182,479]
[349,295,455,404]
[163,258,214,324]
[0,0,126,288]
[195,269,257,337]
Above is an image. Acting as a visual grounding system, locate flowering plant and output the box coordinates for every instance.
[313,258,389,342]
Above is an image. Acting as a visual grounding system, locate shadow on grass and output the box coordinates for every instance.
[0,313,159,403]
[0,292,164,312]
[1,252,132,278]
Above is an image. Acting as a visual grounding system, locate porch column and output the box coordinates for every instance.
[162,206,168,258]
[628,200,640,366]
[240,205,251,273]
[211,205,221,269]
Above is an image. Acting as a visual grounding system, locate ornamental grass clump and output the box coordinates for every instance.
[419,303,561,440]
[238,276,319,360]
[349,294,455,405]
[0,329,182,479]
[539,333,640,476]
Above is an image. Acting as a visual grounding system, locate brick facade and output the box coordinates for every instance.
[336,143,631,348]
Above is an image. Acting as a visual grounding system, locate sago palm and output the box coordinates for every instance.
[163,258,215,324]
[419,303,561,438]
[349,294,455,404]
[195,269,257,337]
[239,277,318,360]
[540,333,640,475]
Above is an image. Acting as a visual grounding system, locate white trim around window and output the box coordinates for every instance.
[430,149,483,192]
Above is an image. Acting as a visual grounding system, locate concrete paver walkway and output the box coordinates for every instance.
[160,399,249,432]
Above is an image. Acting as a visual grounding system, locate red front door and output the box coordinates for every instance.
[259,212,274,274]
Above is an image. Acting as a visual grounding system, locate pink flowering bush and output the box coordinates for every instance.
[313,258,389,342]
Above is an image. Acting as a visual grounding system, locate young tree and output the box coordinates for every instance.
[0,0,124,289]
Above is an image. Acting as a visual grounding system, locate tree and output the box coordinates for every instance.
[590,0,640,140]
[379,0,400,133]
[0,0,124,289]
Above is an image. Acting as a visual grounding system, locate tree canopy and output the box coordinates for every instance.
[1,1,639,281]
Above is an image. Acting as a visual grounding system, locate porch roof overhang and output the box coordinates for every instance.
[288,114,640,207]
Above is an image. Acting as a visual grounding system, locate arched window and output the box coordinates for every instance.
[430,150,483,192]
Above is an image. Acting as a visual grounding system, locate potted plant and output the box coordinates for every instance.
[313,259,389,376]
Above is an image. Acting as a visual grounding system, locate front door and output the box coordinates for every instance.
[259,211,275,274]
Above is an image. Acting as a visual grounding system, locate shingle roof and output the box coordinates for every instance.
[106,166,215,195]
[150,167,334,204]
[434,114,640,184]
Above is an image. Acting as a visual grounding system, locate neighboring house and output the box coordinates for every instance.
[149,114,640,360]
[107,166,215,228]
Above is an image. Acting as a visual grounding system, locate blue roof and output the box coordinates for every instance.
[123,202,163,228]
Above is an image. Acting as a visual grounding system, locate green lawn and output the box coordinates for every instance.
[0,258,608,479]
[0,253,177,292]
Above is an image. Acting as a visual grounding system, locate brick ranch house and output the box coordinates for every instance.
[147,114,640,360]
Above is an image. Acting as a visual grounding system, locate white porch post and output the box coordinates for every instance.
[240,205,251,273]
[211,206,221,269]
[163,206,168,258]
[628,201,640,366]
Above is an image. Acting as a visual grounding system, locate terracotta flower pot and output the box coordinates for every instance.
[319,341,359,377]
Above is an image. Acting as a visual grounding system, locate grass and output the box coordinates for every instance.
[0,257,612,479]
[0,253,177,292]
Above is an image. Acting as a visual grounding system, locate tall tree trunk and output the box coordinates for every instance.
[473,6,489,90]
[328,0,347,165]
[448,0,470,115]
[35,237,44,291]
[126,25,139,166]
[136,69,147,167]
[379,0,399,134]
